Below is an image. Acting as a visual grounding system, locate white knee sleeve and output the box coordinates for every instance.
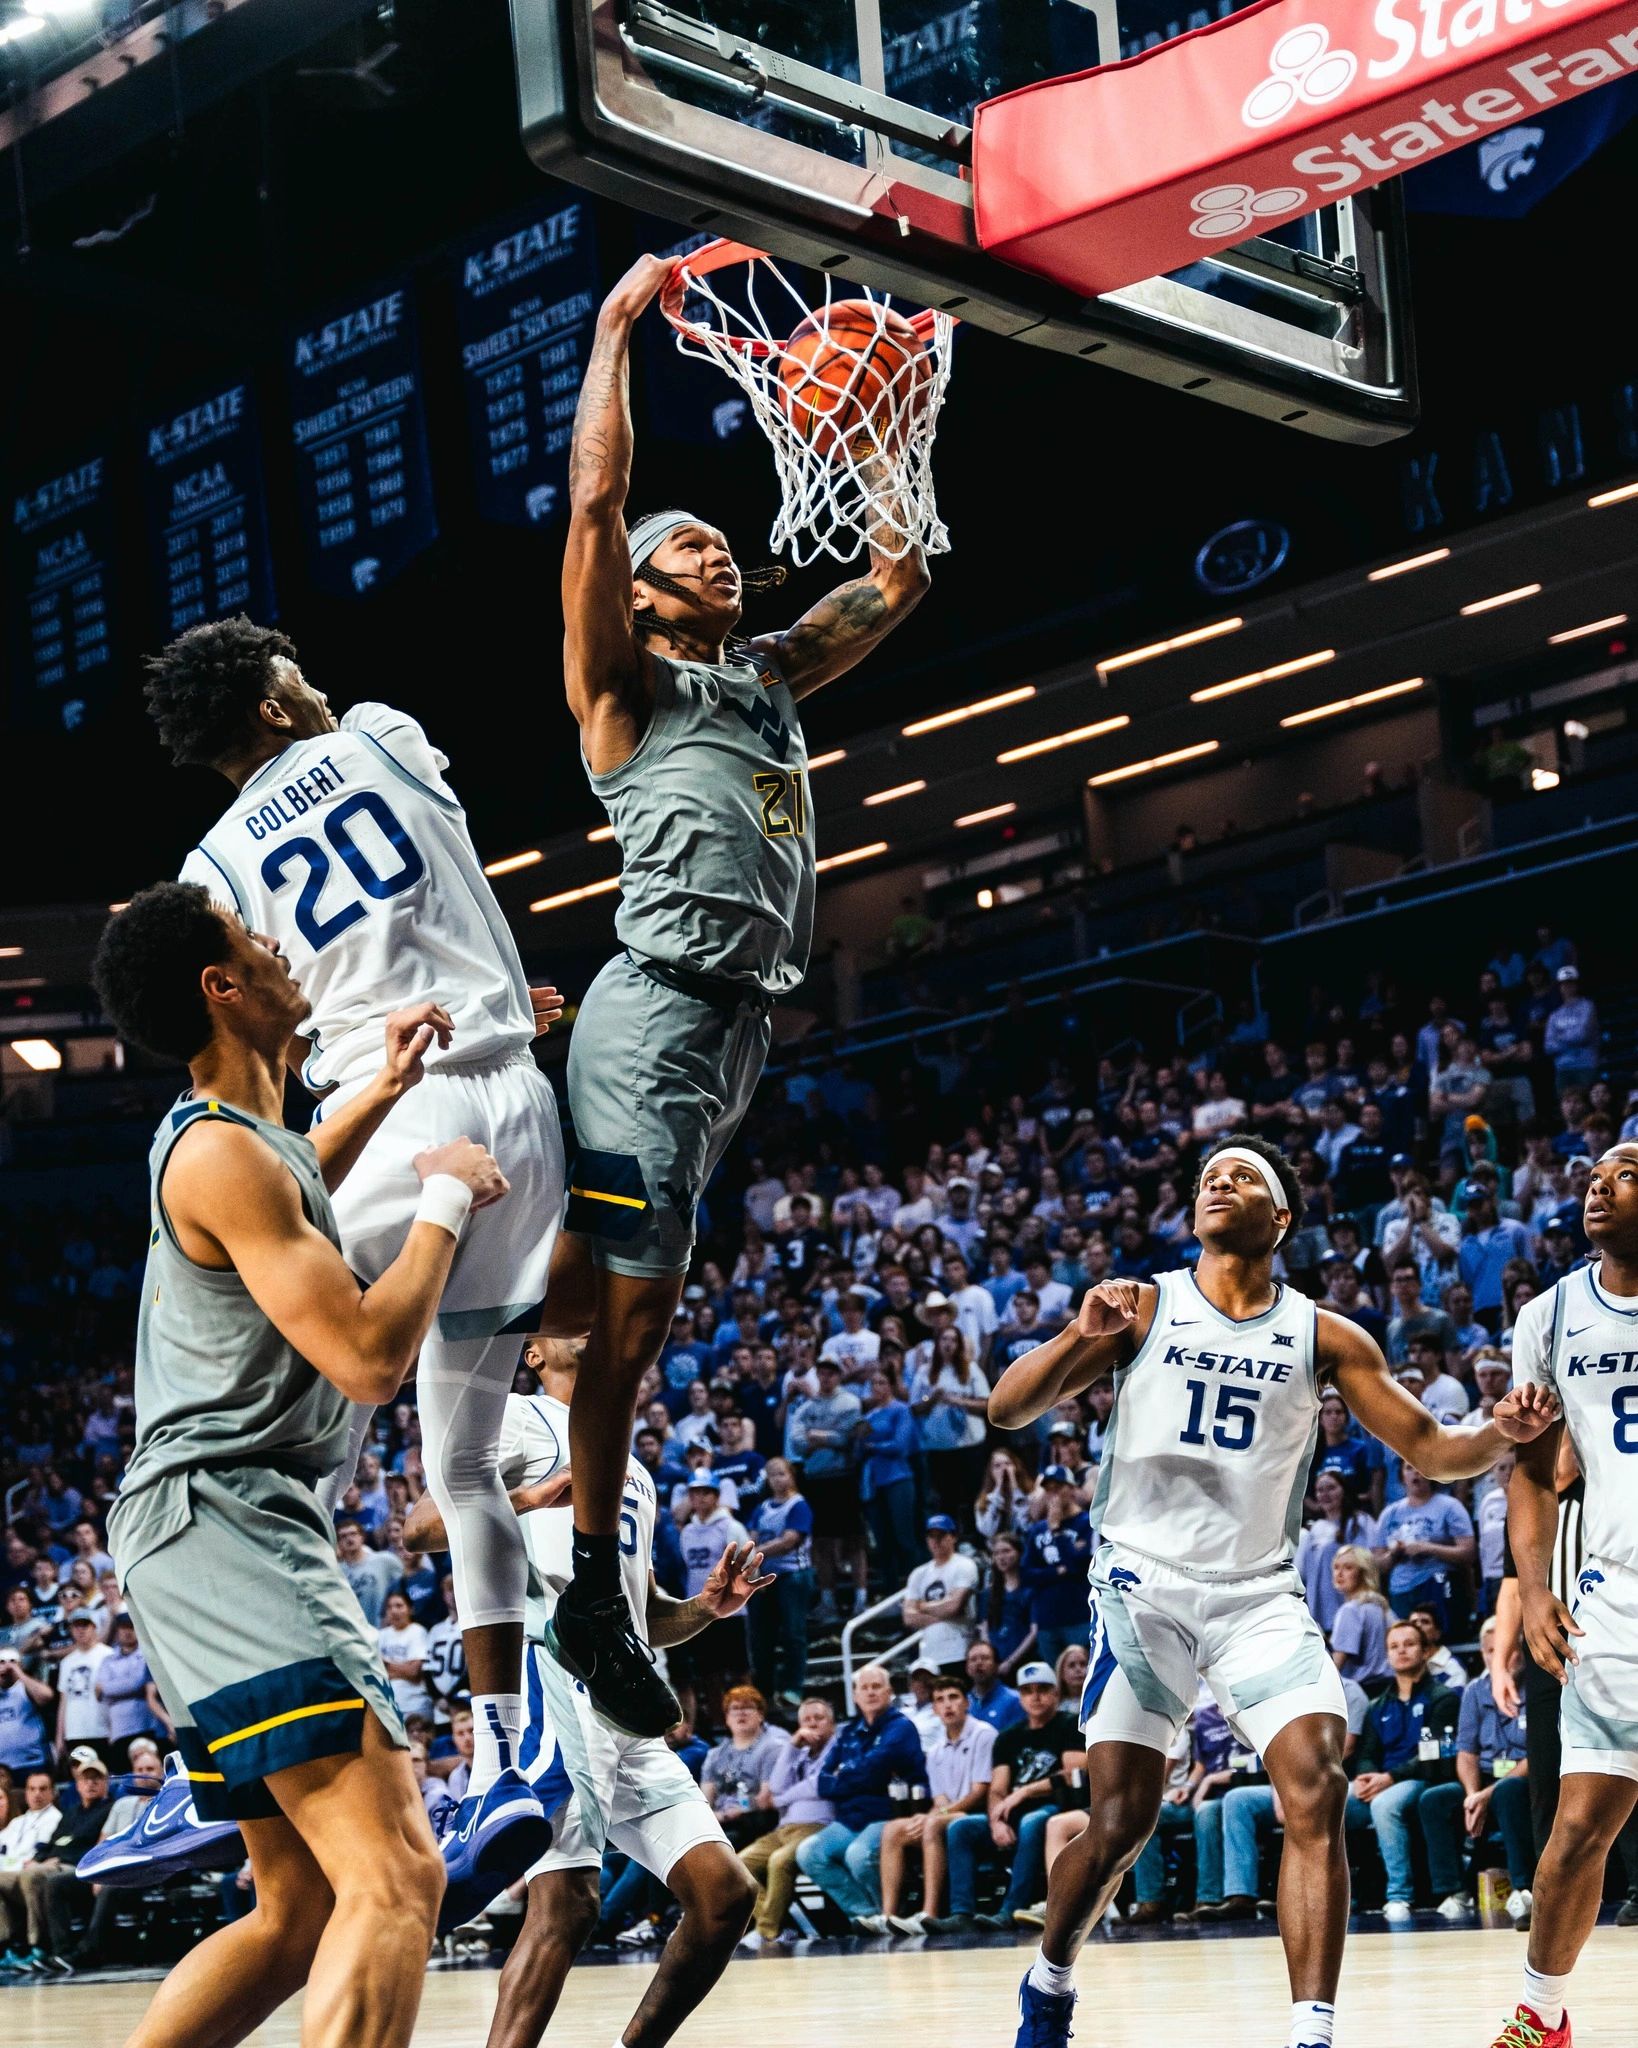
[417,1332,527,1630]
[314,1402,378,1523]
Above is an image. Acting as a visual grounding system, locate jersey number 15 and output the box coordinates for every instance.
[1179,1378,1261,1452]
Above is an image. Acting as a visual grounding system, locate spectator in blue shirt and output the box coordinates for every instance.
[982,1244,1029,1319]
[1542,965,1599,1091]
[1419,1624,1533,1915]
[1456,1182,1534,1324]
[746,1460,816,1705]
[1374,1465,1476,1626]
[979,1534,1037,1682]
[857,1369,919,1591]
[795,1664,924,1932]
[965,1637,1027,1733]
[1350,1619,1463,1918]
[1019,1469,1093,1667]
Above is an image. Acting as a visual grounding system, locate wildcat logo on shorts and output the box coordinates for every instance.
[1241,24,1358,127]
[1579,1566,1607,1599]
[1107,1566,1143,1590]
[1189,180,1310,241]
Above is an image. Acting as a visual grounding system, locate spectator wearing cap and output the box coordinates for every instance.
[788,1359,866,1621]
[882,1671,997,1931]
[797,1664,923,1935]
[1324,1212,1389,1302]
[909,1322,991,1523]
[1456,1181,1533,1329]
[55,1609,112,1764]
[819,1293,881,1384]
[1,1748,114,1973]
[901,1516,980,1675]
[0,1651,52,1776]
[1543,964,1599,1093]
[1374,1463,1476,1626]
[701,1687,791,1847]
[675,1474,751,1729]
[94,1614,169,1767]
[739,1696,837,1948]
[859,1368,920,1591]
[898,1659,944,1752]
[940,1179,985,1262]
[1019,1469,1093,1669]
[1537,1206,1586,1289]
[53,1746,166,1973]
[965,1637,1027,1734]
[928,1663,1083,1933]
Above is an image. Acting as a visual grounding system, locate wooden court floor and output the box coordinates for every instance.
[13,1924,1638,2047]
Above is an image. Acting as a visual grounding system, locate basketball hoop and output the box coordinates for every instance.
[664,239,954,569]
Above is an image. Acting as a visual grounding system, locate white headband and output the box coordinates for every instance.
[1203,1146,1292,1247]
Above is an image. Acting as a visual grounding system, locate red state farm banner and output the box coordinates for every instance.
[972,0,1638,297]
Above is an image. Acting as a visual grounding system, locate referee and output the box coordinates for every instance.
[1494,1446,1638,1923]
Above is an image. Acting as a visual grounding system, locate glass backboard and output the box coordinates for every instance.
[511,0,1417,442]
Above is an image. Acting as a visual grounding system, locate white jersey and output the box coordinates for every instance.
[180,702,532,1092]
[1513,1264,1638,1574]
[496,1390,656,1643]
[1091,1267,1321,1579]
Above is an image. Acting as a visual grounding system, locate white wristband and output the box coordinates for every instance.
[415,1173,473,1241]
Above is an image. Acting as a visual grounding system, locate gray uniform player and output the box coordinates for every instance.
[89,881,507,2048]
[543,250,932,1738]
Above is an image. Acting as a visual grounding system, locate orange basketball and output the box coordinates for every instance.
[777,299,927,462]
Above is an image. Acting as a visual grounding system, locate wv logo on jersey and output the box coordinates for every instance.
[727,692,792,762]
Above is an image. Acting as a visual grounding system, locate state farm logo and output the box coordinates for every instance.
[1189,181,1309,243]
[1241,24,1357,128]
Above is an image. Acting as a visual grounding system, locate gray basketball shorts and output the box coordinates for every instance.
[111,1463,406,1823]
[565,951,772,1278]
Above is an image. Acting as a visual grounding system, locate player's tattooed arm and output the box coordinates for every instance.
[563,255,672,769]
[646,1545,775,1646]
[1323,1310,1560,1481]
[988,1281,1155,1431]
[754,549,931,699]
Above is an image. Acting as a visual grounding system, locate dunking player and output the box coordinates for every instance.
[88,882,509,2048]
[987,1134,1557,2048]
[546,251,931,1734]
[1484,1144,1638,2048]
[404,1337,765,2034]
[142,620,566,1902]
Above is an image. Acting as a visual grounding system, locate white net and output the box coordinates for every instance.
[669,247,954,569]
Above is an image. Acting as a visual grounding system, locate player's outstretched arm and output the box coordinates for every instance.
[308,1001,453,1192]
[646,1545,775,1647]
[562,254,670,770]
[751,539,931,702]
[164,1123,505,1406]
[987,1281,1154,1431]
[1323,1309,1560,1481]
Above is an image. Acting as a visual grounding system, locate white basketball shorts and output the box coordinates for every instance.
[1081,1540,1346,1758]
[1562,1555,1638,1783]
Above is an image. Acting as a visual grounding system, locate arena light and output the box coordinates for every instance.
[955,802,1017,828]
[807,748,847,770]
[1097,617,1243,675]
[482,849,543,877]
[1589,481,1638,509]
[529,876,620,913]
[996,713,1129,764]
[863,779,926,806]
[106,904,129,915]
[0,14,47,40]
[1548,615,1628,645]
[1460,583,1541,617]
[586,824,617,843]
[1279,678,1425,728]
[976,888,995,909]
[1367,547,1450,582]
[1189,650,1335,705]
[11,1038,61,1072]
[815,841,888,873]
[902,685,1035,736]
[1087,740,1219,787]
[0,946,21,959]
[1532,768,1561,791]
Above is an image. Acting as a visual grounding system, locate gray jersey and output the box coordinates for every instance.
[121,1098,352,1501]
[589,651,815,995]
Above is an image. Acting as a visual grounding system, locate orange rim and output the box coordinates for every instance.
[663,236,945,356]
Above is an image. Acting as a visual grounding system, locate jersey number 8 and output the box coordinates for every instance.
[259,790,425,951]
[1613,1386,1638,1453]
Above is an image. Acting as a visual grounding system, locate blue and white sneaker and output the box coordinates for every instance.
[79,1754,244,1888]
[1013,1971,1076,2048]
[436,1760,572,1935]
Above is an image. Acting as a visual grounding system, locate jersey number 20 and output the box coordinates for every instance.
[1179,1378,1260,1452]
[260,791,425,951]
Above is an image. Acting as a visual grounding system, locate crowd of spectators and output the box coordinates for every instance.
[2,917,1632,1968]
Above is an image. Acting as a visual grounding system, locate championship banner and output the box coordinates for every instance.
[974,0,1638,297]
[639,223,755,449]
[8,452,117,733]
[453,196,600,527]
[140,377,277,637]
[287,278,437,599]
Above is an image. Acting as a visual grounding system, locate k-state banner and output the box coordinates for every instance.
[140,377,277,636]
[8,451,117,733]
[287,278,437,598]
[453,197,600,527]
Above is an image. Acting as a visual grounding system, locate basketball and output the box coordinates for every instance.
[777,299,928,462]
